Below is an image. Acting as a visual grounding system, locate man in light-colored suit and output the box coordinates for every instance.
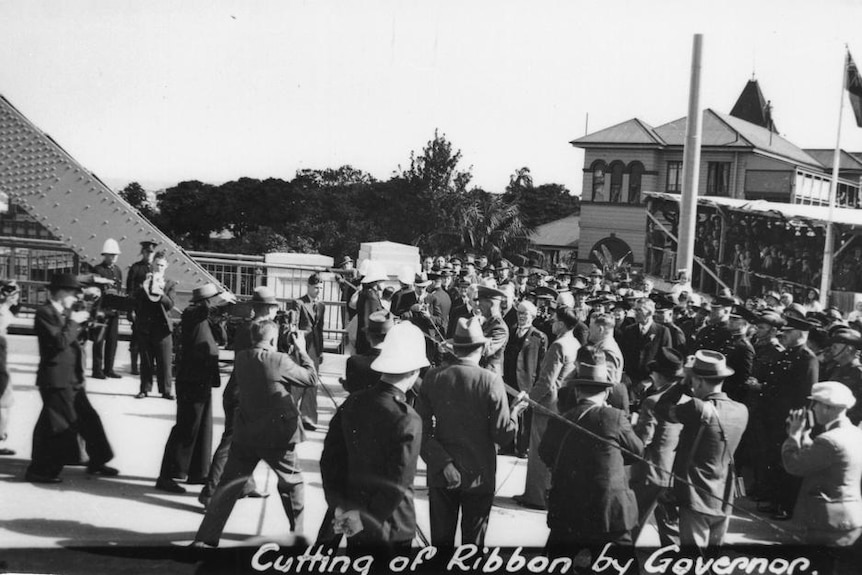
[294,273,326,430]
[192,320,317,547]
[782,381,862,547]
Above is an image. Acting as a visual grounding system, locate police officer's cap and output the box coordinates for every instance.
[781,314,817,331]
[757,311,786,329]
[476,285,507,301]
[828,327,862,348]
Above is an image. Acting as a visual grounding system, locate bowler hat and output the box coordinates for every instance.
[447,317,489,349]
[191,283,221,303]
[686,350,735,379]
[251,286,278,305]
[808,381,856,409]
[371,322,430,374]
[48,273,83,292]
[647,347,685,377]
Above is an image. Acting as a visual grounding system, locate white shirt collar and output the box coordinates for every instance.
[50,299,65,315]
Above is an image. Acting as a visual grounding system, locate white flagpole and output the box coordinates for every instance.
[819,50,849,308]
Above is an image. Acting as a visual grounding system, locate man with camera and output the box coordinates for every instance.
[782,381,862,546]
[155,282,233,494]
[26,273,118,483]
[134,251,177,400]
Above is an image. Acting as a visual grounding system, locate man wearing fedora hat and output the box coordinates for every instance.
[782,381,862,546]
[198,286,280,507]
[823,327,862,425]
[26,273,118,483]
[320,322,427,555]
[655,350,749,548]
[155,282,233,494]
[416,317,526,548]
[538,351,643,564]
[192,320,316,547]
[134,251,177,400]
[126,240,157,376]
[631,347,685,546]
[475,285,510,376]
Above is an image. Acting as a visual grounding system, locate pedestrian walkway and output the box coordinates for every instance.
[0,334,798,573]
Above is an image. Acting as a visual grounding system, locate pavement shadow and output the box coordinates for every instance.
[126,412,226,426]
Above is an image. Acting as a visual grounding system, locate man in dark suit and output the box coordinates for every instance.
[502,300,547,457]
[192,320,317,546]
[341,311,393,394]
[155,282,233,493]
[320,322,428,557]
[26,273,118,483]
[126,240,156,376]
[538,359,643,564]
[447,276,473,338]
[723,306,756,403]
[620,298,671,390]
[417,317,526,548]
[654,297,687,354]
[655,350,748,548]
[293,273,325,431]
[91,238,123,379]
[476,285,510,376]
[134,251,177,399]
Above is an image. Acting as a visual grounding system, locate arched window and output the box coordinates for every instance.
[589,236,634,269]
[627,161,644,204]
[590,160,606,202]
[608,161,625,203]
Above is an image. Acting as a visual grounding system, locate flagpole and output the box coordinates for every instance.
[677,34,704,282]
[819,50,849,308]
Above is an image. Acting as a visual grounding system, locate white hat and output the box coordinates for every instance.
[517,300,537,315]
[357,259,371,277]
[556,292,575,308]
[371,322,430,374]
[809,381,857,409]
[361,261,389,284]
[101,238,121,255]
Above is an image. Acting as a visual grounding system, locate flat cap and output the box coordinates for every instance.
[809,381,857,409]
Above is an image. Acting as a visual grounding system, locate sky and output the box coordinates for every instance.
[1,0,862,197]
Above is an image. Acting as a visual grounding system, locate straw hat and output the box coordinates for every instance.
[686,350,734,380]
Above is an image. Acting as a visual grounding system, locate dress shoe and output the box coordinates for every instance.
[87,464,120,477]
[131,369,140,376]
[135,392,148,399]
[198,493,211,508]
[155,478,187,494]
[162,393,175,400]
[106,372,122,379]
[0,447,16,456]
[186,477,207,485]
[25,471,63,484]
[91,373,106,380]
[302,420,318,432]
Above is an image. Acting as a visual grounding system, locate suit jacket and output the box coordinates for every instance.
[530,331,579,412]
[723,334,755,403]
[593,337,624,384]
[425,286,451,337]
[126,259,150,295]
[321,382,422,544]
[232,346,316,449]
[782,417,862,537]
[632,383,682,487]
[763,344,819,429]
[343,349,382,394]
[417,358,516,492]
[135,279,177,335]
[355,286,383,355]
[656,388,749,516]
[620,321,671,383]
[506,326,547,394]
[480,314,509,376]
[665,322,688,354]
[34,301,84,389]
[175,303,221,401]
[295,294,325,362]
[538,399,643,535]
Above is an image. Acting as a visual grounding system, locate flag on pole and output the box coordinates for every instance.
[849,51,862,127]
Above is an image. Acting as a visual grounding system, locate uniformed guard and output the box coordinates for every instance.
[693,295,735,353]
[759,314,819,520]
[319,321,427,557]
[91,238,124,379]
[126,240,156,376]
[476,285,509,376]
[823,327,862,425]
[723,305,756,403]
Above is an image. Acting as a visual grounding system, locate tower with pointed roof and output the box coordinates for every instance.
[730,78,778,133]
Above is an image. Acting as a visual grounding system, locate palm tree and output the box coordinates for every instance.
[456,192,531,258]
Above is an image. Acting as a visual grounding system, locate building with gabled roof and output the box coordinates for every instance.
[529,214,579,268]
[569,83,862,274]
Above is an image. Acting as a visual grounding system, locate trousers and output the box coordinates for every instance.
[159,397,212,482]
[138,330,173,395]
[428,487,494,548]
[92,312,119,375]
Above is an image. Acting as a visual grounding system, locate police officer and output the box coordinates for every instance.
[823,327,862,425]
[693,295,735,353]
[91,238,124,379]
[476,285,510,376]
[722,306,756,403]
[126,240,156,376]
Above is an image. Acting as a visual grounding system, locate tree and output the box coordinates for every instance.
[452,190,531,259]
[156,180,227,249]
[503,168,579,228]
[119,182,156,220]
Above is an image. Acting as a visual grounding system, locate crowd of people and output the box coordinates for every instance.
[3,242,862,563]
